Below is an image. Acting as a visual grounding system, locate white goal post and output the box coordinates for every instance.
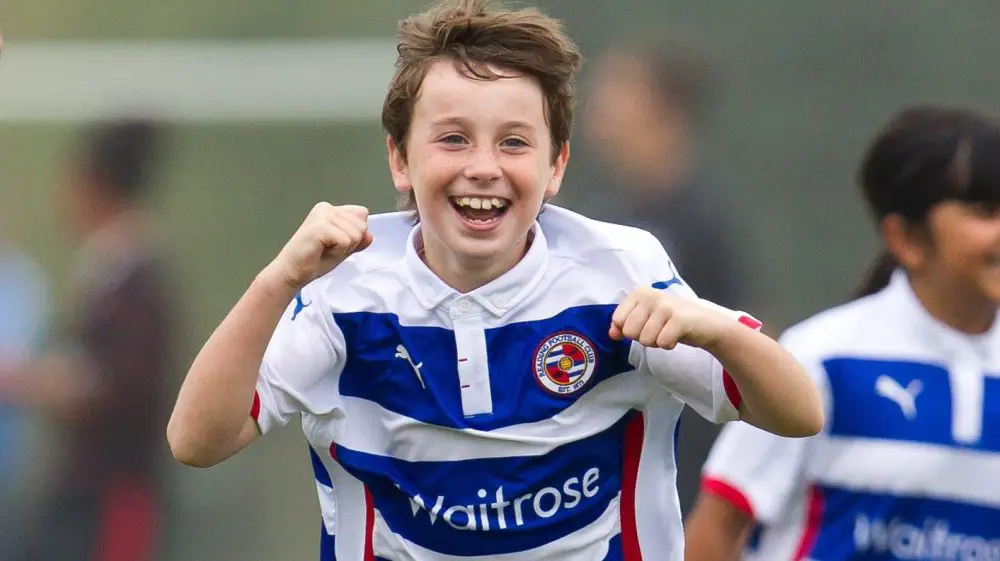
[0,40,398,123]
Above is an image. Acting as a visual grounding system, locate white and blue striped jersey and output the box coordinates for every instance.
[252,205,757,561]
[702,270,1000,561]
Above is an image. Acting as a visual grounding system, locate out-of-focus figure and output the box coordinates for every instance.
[2,117,176,561]
[0,203,50,560]
[581,40,754,516]
[582,40,750,308]
[686,106,1000,561]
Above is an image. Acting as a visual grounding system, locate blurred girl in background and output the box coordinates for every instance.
[685,105,1000,560]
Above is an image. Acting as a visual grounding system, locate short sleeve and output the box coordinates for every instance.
[700,419,808,524]
[628,232,761,423]
[253,281,346,434]
[699,328,829,524]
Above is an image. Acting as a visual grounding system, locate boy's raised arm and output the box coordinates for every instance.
[611,287,823,437]
[166,203,372,467]
[702,316,823,437]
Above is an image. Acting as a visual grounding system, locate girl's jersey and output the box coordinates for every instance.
[702,271,1000,561]
[252,206,758,561]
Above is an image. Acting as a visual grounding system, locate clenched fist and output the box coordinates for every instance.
[609,286,735,350]
[268,203,373,290]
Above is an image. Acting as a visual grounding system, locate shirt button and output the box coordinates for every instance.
[493,295,508,308]
[457,299,472,312]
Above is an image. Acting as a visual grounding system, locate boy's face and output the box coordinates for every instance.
[388,60,568,282]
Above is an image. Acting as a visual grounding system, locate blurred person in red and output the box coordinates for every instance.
[0,200,50,560]
[581,40,755,516]
[1,117,176,561]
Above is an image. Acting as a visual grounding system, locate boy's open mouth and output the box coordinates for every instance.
[450,196,511,224]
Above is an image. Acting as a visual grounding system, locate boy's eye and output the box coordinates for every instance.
[440,134,466,144]
[501,137,528,148]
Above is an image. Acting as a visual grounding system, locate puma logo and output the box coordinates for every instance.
[395,345,425,389]
[875,375,922,420]
[291,292,311,321]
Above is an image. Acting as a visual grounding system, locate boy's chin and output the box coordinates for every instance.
[450,237,506,260]
[449,234,525,263]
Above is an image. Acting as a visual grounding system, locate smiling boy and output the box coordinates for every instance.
[167,1,823,559]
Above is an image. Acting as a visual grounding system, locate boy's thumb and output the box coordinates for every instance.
[355,231,375,253]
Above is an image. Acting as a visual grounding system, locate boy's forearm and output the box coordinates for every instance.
[167,265,295,466]
[706,322,823,437]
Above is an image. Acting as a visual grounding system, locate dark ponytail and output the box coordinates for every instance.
[852,251,899,299]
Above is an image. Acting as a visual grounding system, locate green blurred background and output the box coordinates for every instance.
[2,1,999,559]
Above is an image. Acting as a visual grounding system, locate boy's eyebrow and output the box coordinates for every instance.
[429,116,538,131]
[501,120,538,132]
[429,116,470,128]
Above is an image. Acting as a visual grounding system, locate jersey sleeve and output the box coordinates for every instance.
[700,419,808,523]
[628,232,761,423]
[253,280,347,435]
[700,329,828,523]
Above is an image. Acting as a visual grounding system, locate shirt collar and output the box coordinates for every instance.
[886,268,999,359]
[402,223,549,317]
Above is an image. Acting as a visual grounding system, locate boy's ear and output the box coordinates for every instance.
[387,135,412,193]
[545,141,570,198]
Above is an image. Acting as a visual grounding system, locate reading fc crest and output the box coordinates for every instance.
[533,332,598,396]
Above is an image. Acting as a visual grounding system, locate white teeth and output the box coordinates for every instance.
[453,196,509,209]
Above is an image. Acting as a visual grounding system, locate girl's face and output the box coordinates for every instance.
[917,200,1000,306]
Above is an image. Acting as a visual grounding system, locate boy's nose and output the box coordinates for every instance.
[464,146,502,183]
